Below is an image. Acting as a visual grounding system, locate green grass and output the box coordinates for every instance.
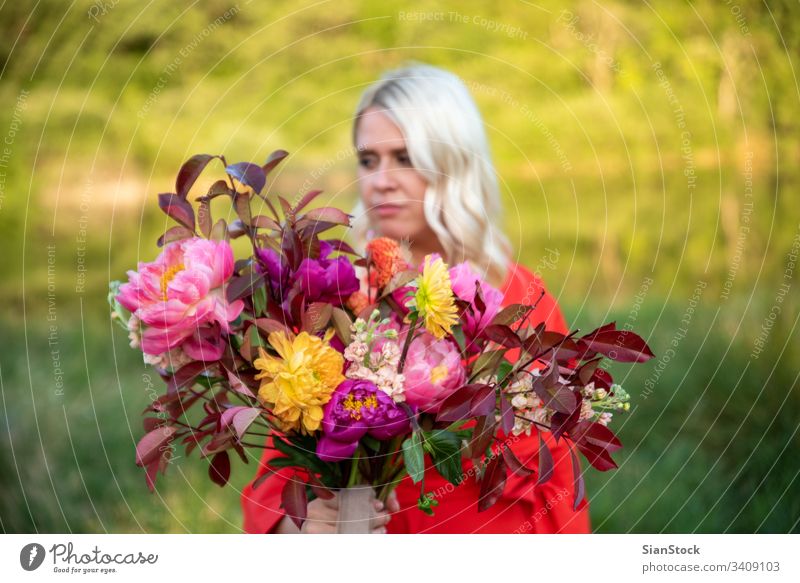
[2,294,797,533]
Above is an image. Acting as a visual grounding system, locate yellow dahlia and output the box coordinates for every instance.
[253,329,344,434]
[410,255,459,339]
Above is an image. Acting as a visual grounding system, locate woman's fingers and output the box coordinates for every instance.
[371,509,391,529]
[386,490,400,513]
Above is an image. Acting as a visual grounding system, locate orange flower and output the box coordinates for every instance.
[366,237,408,288]
[346,291,370,316]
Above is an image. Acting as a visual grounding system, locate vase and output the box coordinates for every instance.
[336,485,376,534]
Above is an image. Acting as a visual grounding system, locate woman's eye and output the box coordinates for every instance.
[396,153,411,166]
[358,156,376,169]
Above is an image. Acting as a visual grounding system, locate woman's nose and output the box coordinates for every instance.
[372,159,398,191]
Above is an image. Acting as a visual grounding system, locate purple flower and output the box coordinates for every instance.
[256,241,359,316]
[317,379,410,462]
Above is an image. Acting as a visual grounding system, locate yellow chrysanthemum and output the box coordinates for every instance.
[253,329,344,434]
[410,255,459,340]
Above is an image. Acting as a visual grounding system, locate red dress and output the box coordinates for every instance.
[241,263,592,534]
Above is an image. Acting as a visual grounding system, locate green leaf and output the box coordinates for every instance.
[360,434,381,451]
[424,430,464,485]
[402,432,425,484]
[417,493,439,516]
[497,360,514,385]
[252,285,267,317]
[452,325,466,354]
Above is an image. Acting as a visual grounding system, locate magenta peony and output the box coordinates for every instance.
[116,238,244,362]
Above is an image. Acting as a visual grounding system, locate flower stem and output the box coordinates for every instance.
[397,312,419,374]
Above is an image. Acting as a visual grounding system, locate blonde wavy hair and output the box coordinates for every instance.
[350,63,511,285]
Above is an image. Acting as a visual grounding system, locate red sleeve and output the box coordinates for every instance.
[241,440,289,534]
[500,264,592,532]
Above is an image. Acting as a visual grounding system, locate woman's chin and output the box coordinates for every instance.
[373,217,413,241]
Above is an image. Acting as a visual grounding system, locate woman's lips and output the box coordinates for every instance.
[374,203,404,217]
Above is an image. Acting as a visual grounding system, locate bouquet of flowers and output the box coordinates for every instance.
[110,152,654,528]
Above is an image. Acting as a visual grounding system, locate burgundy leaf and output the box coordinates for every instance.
[571,421,623,453]
[251,469,274,491]
[226,162,266,194]
[226,272,265,303]
[536,432,554,485]
[226,369,255,398]
[330,308,352,345]
[307,473,335,500]
[144,459,160,492]
[436,384,492,422]
[135,426,177,467]
[470,385,497,418]
[233,192,252,226]
[281,476,308,529]
[499,395,514,434]
[544,386,578,415]
[158,193,195,231]
[176,154,217,199]
[575,440,619,471]
[502,445,535,477]
[323,238,358,255]
[490,303,533,327]
[251,215,281,231]
[197,200,212,238]
[569,446,586,510]
[252,318,290,336]
[468,416,496,458]
[305,302,333,334]
[577,358,602,386]
[592,367,614,390]
[581,329,655,363]
[478,454,507,512]
[294,189,324,214]
[209,451,231,486]
[166,362,208,393]
[157,225,194,247]
[483,324,522,348]
[303,206,351,226]
[262,149,289,176]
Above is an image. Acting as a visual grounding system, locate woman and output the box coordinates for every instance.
[241,63,591,534]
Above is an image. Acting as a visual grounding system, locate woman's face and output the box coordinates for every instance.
[355,107,440,257]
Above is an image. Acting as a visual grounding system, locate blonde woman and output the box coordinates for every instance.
[242,64,591,534]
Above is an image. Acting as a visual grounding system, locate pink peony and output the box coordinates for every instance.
[402,330,466,413]
[448,262,504,354]
[116,238,244,362]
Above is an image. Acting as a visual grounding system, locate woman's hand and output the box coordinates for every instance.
[273,490,399,534]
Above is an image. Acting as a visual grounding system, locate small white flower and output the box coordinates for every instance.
[511,394,528,409]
